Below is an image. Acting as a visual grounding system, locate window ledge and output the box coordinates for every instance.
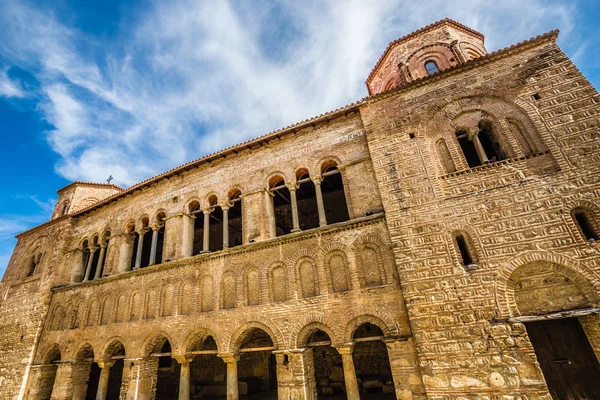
[440,151,550,180]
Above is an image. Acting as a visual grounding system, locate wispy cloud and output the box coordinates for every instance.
[0,68,26,98]
[0,0,585,188]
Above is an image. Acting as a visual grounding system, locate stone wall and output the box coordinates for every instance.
[360,32,600,398]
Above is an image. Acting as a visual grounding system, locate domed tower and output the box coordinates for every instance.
[366,18,487,95]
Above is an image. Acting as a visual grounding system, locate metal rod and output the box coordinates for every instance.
[190,350,219,355]
[239,346,276,353]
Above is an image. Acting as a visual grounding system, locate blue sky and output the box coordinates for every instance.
[0,0,599,275]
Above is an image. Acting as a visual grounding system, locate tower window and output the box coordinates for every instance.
[572,208,599,241]
[425,61,439,75]
[452,231,478,271]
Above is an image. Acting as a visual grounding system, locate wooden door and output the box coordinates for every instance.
[526,318,600,399]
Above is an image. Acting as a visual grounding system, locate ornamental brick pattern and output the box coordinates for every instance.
[1,18,600,400]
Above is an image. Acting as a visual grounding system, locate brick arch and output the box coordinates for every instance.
[290,250,321,298]
[74,341,95,361]
[290,312,343,348]
[40,343,62,363]
[264,258,291,303]
[184,196,202,214]
[446,223,484,269]
[222,185,245,202]
[142,330,176,356]
[496,251,600,318]
[343,313,398,342]
[352,232,396,285]
[322,248,352,293]
[266,171,288,188]
[183,327,222,354]
[220,269,238,309]
[241,263,263,306]
[204,191,219,207]
[315,155,343,176]
[228,318,284,352]
[563,198,600,242]
[152,208,168,223]
[101,337,127,360]
[122,219,136,234]
[406,43,455,79]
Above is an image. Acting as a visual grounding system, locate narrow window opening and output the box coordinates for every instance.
[155,214,166,264]
[321,166,350,224]
[129,231,139,270]
[208,204,224,252]
[456,129,481,168]
[478,120,505,163]
[296,171,319,230]
[533,93,541,100]
[425,61,439,75]
[271,178,294,236]
[408,133,415,139]
[455,234,473,266]
[140,228,152,268]
[189,201,203,255]
[158,341,172,368]
[228,191,243,248]
[574,210,599,241]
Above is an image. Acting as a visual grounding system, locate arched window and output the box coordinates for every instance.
[295,169,319,230]
[128,223,139,271]
[26,252,42,278]
[425,61,439,75]
[452,231,478,270]
[455,120,506,168]
[207,195,224,252]
[188,201,203,255]
[227,189,243,248]
[151,212,166,265]
[572,208,599,241]
[436,138,456,174]
[60,201,69,217]
[320,163,350,224]
[269,176,294,237]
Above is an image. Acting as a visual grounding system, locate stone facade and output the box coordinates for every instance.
[1,18,600,400]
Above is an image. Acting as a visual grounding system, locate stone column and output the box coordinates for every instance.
[287,183,301,233]
[384,338,425,400]
[70,249,84,283]
[274,349,316,400]
[182,213,195,258]
[83,247,97,281]
[125,357,157,400]
[222,205,230,249]
[265,190,276,238]
[219,353,240,400]
[336,345,360,400]
[118,234,134,273]
[95,361,115,400]
[174,356,192,400]
[470,132,488,164]
[148,226,159,266]
[202,209,211,253]
[50,362,76,400]
[94,245,107,280]
[134,230,146,269]
[312,177,327,227]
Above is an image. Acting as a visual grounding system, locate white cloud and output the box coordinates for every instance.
[0,0,584,188]
[0,69,25,98]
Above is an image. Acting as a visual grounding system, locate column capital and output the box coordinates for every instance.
[136,228,149,235]
[311,176,323,184]
[201,207,212,214]
[333,344,354,355]
[150,224,161,231]
[97,360,115,369]
[286,182,298,191]
[89,245,99,252]
[173,355,193,364]
[220,203,231,211]
[218,352,240,363]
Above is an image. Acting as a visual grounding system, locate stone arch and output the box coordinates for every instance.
[102,338,127,360]
[183,327,222,354]
[184,196,202,214]
[50,304,65,331]
[152,208,168,223]
[229,320,282,352]
[352,233,395,286]
[266,171,288,188]
[142,331,176,356]
[100,296,113,325]
[179,280,195,315]
[123,219,136,234]
[223,185,244,203]
[266,260,289,303]
[294,256,320,298]
[344,314,396,342]
[41,343,62,363]
[145,288,158,319]
[114,294,128,323]
[496,252,600,318]
[160,283,176,317]
[316,156,343,176]
[220,270,237,309]
[74,342,95,361]
[447,224,483,270]
[462,43,485,59]
[242,264,262,306]
[205,192,219,207]
[86,299,99,326]
[129,292,143,321]
[321,245,352,293]
[292,313,342,348]
[406,43,455,79]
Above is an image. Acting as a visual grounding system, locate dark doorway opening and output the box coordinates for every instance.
[106,359,124,400]
[228,191,243,248]
[526,317,600,399]
[189,336,226,398]
[155,340,180,400]
[321,167,349,225]
[85,362,101,400]
[238,329,277,398]
[353,323,396,399]
[308,329,346,398]
[296,171,319,230]
[270,178,293,236]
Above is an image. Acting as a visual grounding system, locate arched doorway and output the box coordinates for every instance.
[154,340,180,399]
[306,329,345,398]
[188,335,227,398]
[509,261,600,398]
[29,345,61,399]
[71,344,101,400]
[352,323,396,399]
[237,328,278,399]
[105,341,126,400]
